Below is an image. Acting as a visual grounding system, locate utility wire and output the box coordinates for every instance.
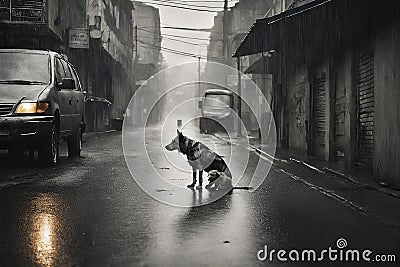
[155,0,235,2]
[163,0,234,2]
[161,26,212,32]
[138,40,206,58]
[139,41,226,61]
[163,36,208,46]
[144,0,225,9]
[138,34,208,46]
[137,27,210,41]
[163,33,210,41]
[142,44,204,59]
[137,1,220,12]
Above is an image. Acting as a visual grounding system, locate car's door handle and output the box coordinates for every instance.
[69,99,72,105]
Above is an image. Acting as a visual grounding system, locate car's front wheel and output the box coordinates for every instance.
[68,126,82,158]
[39,123,59,166]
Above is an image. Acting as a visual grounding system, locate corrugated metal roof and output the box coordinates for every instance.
[233,0,400,58]
[233,0,331,58]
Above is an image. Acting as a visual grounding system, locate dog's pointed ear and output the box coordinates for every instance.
[177,129,182,135]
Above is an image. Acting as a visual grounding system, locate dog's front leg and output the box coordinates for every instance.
[198,170,203,187]
[187,167,197,188]
[195,170,203,189]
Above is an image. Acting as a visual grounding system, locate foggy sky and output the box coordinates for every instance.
[147,1,239,67]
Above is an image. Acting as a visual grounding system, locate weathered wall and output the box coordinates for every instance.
[333,52,348,163]
[48,0,62,38]
[374,20,400,186]
[286,63,309,152]
[135,2,161,66]
[311,60,330,160]
[337,49,357,168]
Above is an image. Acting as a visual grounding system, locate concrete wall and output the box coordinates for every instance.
[374,20,400,186]
[285,64,309,152]
[134,2,161,66]
[332,49,357,167]
[281,17,400,187]
[85,0,135,126]
[48,0,62,38]
[315,60,331,161]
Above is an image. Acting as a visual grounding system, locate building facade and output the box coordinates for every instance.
[0,0,138,132]
[131,1,162,125]
[206,0,281,135]
[234,0,400,186]
[85,0,135,132]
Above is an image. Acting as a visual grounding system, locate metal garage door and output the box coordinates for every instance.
[311,73,327,159]
[356,47,374,169]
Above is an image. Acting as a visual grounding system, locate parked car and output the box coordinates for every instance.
[199,89,234,133]
[0,49,85,165]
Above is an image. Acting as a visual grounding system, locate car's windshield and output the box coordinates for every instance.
[0,52,50,84]
[204,93,231,107]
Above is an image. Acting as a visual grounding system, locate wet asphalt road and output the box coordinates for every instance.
[0,125,399,266]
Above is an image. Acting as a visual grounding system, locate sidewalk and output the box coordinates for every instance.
[213,132,400,233]
[275,148,400,198]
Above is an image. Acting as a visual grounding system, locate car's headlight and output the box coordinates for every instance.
[15,102,49,114]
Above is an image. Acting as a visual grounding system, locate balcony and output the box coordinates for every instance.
[0,0,47,23]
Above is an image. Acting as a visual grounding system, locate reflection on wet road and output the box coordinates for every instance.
[0,128,399,266]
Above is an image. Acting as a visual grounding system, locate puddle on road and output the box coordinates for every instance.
[4,192,80,266]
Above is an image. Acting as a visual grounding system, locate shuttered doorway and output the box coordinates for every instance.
[311,73,327,159]
[356,47,374,170]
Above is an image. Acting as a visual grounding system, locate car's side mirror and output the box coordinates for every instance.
[198,100,203,109]
[60,78,75,90]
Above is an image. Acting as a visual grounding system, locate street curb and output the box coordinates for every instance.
[211,133,400,232]
[322,166,400,199]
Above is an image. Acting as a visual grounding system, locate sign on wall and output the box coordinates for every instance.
[69,29,89,49]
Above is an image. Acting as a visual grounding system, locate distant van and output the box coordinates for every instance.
[199,89,234,133]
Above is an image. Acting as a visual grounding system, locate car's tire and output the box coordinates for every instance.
[68,126,82,158]
[39,123,59,166]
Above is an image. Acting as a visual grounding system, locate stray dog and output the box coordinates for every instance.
[165,130,232,188]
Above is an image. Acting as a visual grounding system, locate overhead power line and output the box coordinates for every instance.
[163,36,208,46]
[165,0,234,2]
[138,34,208,46]
[156,0,234,2]
[163,33,210,41]
[137,40,206,59]
[137,27,211,41]
[161,26,212,32]
[145,0,225,9]
[138,1,221,12]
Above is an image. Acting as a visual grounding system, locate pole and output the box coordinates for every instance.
[198,56,201,114]
[198,56,201,96]
[237,57,242,137]
[135,25,138,56]
[222,0,228,62]
[9,0,12,21]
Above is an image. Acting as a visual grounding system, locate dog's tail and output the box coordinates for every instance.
[232,186,252,190]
